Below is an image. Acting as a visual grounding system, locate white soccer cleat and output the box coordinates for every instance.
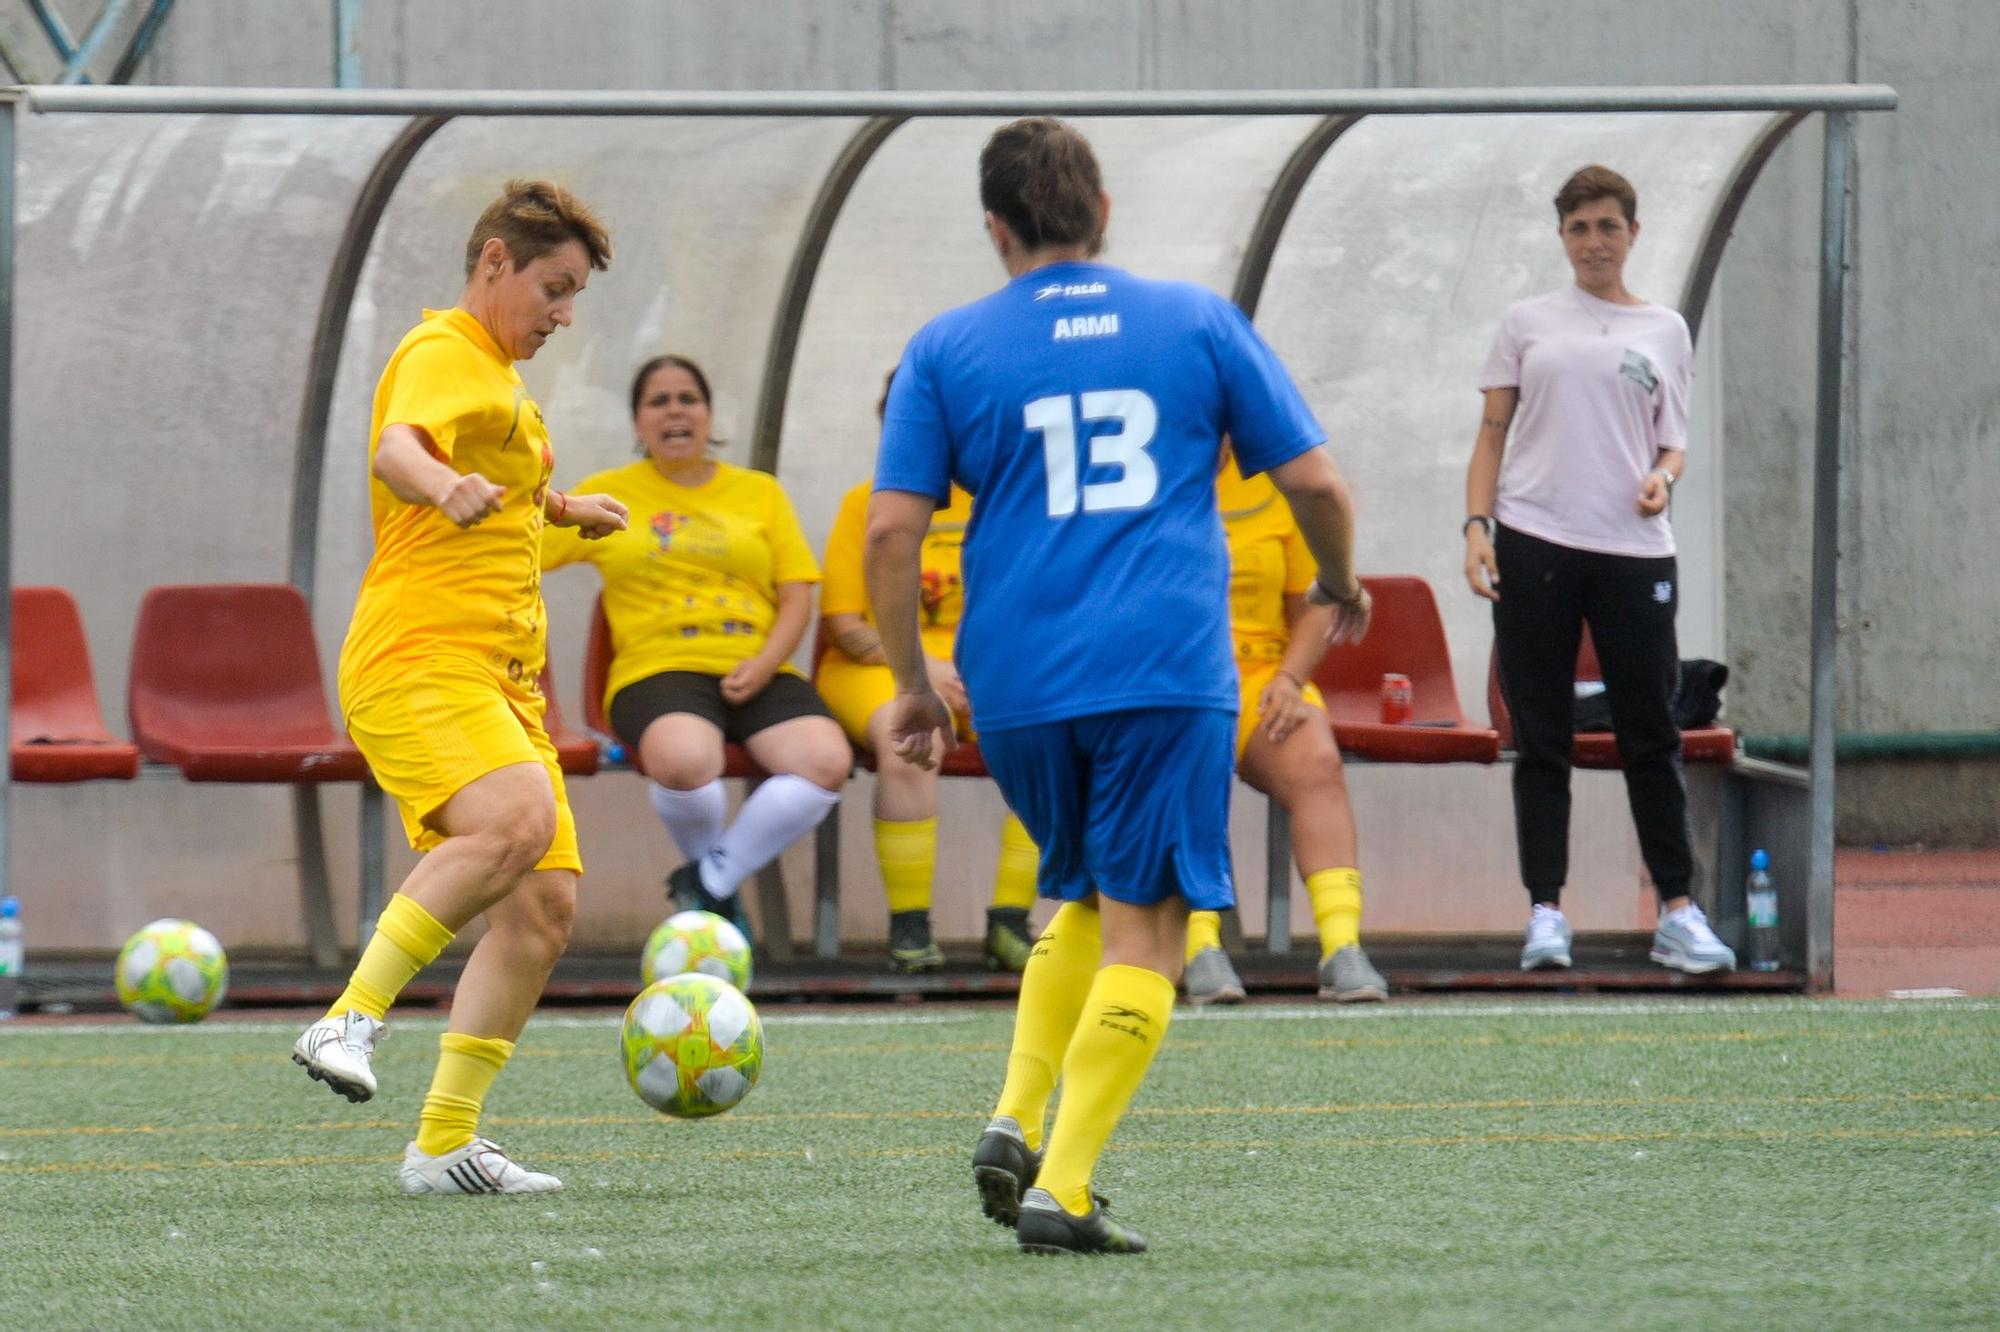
[291,1009,385,1102]
[399,1138,563,1196]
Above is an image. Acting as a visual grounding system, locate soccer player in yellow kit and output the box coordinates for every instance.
[292,180,627,1196]
[819,475,1041,974]
[1181,452,1387,1005]
[543,356,849,940]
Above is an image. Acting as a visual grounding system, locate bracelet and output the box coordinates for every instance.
[1305,576,1365,608]
[1462,514,1496,539]
[1650,468,1676,492]
[1273,667,1306,690]
[552,490,568,522]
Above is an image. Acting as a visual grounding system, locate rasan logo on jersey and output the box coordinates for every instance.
[1053,313,1120,341]
[1034,280,1109,300]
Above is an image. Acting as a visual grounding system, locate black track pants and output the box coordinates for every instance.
[1491,523,1693,905]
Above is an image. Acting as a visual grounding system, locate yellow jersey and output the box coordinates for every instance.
[1220,455,1316,665]
[543,459,821,708]
[339,307,555,700]
[819,481,973,662]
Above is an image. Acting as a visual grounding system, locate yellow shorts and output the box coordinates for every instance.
[343,657,581,872]
[1235,661,1326,760]
[817,655,975,748]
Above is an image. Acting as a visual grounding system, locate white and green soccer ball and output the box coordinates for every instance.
[115,918,228,1024]
[642,909,752,991]
[620,972,764,1119]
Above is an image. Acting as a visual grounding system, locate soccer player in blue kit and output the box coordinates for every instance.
[865,118,1371,1254]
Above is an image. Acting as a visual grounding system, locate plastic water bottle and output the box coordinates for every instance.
[0,896,23,1020]
[1745,850,1779,972]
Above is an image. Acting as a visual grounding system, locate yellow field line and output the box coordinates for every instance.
[3,1089,1994,1141]
[1,1124,1990,1178]
[3,1023,1987,1072]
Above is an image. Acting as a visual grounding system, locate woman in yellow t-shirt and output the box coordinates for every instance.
[1182,452,1387,1005]
[295,180,627,1196]
[544,355,850,940]
[819,450,1040,975]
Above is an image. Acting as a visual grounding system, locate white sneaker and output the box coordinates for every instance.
[1651,902,1738,974]
[291,1010,385,1102]
[399,1138,563,1196]
[1520,904,1573,970]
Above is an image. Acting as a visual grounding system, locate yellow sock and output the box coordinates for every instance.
[875,817,937,915]
[1037,964,1176,1215]
[1308,867,1364,959]
[1184,910,1223,965]
[990,814,1040,911]
[326,894,454,1021]
[415,1033,514,1157]
[992,900,1101,1151]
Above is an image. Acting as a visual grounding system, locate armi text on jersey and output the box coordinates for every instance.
[1053,313,1120,341]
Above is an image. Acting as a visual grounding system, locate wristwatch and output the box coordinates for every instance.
[1306,576,1366,608]
[1462,515,1496,539]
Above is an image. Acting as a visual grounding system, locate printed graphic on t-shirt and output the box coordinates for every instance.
[1619,349,1660,395]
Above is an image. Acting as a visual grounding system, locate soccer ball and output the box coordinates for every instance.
[620,972,764,1118]
[115,918,228,1024]
[642,909,752,990]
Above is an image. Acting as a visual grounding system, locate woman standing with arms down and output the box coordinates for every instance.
[1465,164,1733,976]
[869,118,1368,1254]
[292,180,627,1195]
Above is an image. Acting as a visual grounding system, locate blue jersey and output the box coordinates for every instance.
[875,260,1323,730]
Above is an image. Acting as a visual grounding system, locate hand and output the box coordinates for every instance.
[885,687,957,771]
[720,657,779,706]
[924,655,970,722]
[435,472,506,528]
[1257,672,1314,745]
[559,492,629,540]
[1322,583,1372,647]
[1636,471,1672,517]
[1465,530,1501,602]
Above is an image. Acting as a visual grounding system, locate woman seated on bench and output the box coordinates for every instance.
[816,374,1039,975]
[543,354,850,940]
[1182,448,1386,1005]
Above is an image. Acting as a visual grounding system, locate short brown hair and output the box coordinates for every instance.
[1553,165,1637,224]
[979,117,1106,255]
[464,178,612,279]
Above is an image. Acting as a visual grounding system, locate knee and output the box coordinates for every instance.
[491,800,558,881]
[512,878,577,963]
[648,750,722,790]
[804,738,853,792]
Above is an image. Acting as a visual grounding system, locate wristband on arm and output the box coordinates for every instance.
[1463,514,1496,539]
[1305,576,1365,608]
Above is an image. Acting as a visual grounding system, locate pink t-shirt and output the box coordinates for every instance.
[1479,286,1692,558]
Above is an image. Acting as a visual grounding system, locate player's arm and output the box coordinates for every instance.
[1268,446,1370,645]
[721,582,814,705]
[373,424,505,529]
[1464,386,1516,601]
[1257,593,1337,744]
[544,486,628,540]
[823,613,887,666]
[864,488,955,768]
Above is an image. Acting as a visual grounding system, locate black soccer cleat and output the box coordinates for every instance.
[889,910,945,974]
[972,1115,1042,1227]
[666,861,754,948]
[1015,1187,1148,1256]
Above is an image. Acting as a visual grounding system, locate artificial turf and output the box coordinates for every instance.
[2,997,1996,1330]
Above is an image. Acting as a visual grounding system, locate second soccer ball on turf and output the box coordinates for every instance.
[620,973,764,1119]
[115,918,229,1024]
[642,909,752,990]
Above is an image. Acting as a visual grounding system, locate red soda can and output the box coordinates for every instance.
[1380,673,1414,724]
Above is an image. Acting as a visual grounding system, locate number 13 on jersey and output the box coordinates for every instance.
[1026,389,1159,518]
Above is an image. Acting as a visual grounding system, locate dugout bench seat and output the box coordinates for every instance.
[10,586,141,782]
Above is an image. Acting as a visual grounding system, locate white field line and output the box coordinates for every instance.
[3,996,1996,1039]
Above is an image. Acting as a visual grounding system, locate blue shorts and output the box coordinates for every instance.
[978,707,1236,911]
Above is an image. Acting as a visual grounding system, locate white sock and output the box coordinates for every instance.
[649,780,727,862]
[698,775,841,898]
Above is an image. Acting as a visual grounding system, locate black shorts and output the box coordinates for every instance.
[608,670,834,753]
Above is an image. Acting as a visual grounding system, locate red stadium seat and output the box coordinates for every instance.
[537,664,600,777]
[584,596,764,780]
[10,586,140,781]
[1486,626,1736,768]
[128,584,367,782]
[1314,575,1500,763]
